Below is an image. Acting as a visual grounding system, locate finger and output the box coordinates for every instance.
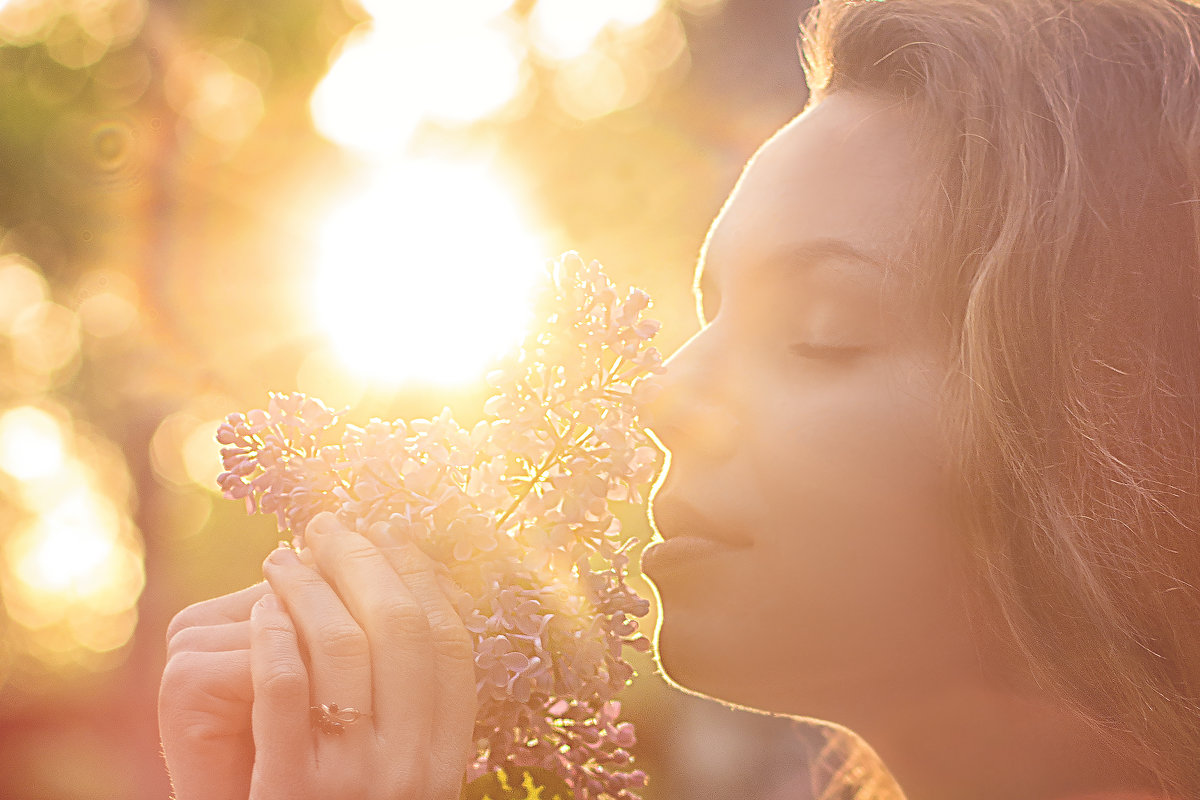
[167,581,271,645]
[168,620,251,658]
[160,647,254,722]
[261,543,373,740]
[249,593,312,774]
[362,523,472,661]
[363,523,478,787]
[304,514,436,749]
[159,648,254,800]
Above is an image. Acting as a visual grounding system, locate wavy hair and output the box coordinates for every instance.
[796,1,1200,798]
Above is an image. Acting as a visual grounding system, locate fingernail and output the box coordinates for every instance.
[266,544,298,566]
[364,521,396,548]
[252,593,280,618]
[306,512,343,539]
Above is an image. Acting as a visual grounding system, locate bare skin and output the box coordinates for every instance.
[641,90,1158,800]
[159,91,1160,800]
[159,513,477,800]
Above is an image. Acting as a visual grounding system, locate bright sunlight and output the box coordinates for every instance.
[309,3,525,160]
[312,158,547,387]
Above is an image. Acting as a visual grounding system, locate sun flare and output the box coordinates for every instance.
[309,7,525,160]
[312,158,548,387]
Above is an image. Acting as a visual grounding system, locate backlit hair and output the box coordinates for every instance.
[797,1,1200,798]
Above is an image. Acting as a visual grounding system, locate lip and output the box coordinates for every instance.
[641,536,740,577]
[648,495,753,548]
[641,495,751,577]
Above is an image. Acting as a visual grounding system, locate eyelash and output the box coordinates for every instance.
[788,342,860,360]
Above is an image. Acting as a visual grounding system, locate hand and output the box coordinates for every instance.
[250,512,478,800]
[160,580,271,800]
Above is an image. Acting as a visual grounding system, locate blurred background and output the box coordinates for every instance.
[0,0,845,797]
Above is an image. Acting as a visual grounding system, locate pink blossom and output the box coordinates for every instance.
[216,253,664,800]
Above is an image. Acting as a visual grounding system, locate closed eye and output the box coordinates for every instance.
[789,342,862,359]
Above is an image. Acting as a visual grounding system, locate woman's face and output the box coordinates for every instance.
[644,90,983,718]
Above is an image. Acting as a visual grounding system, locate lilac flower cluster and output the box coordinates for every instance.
[216,253,664,800]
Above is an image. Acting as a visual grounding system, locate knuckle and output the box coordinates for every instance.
[317,622,370,663]
[330,541,386,576]
[159,651,243,708]
[160,650,210,693]
[160,706,230,744]
[428,619,474,662]
[164,624,196,657]
[258,663,307,702]
[381,544,427,578]
[292,571,330,595]
[159,652,196,696]
[316,534,371,564]
[276,568,334,604]
[373,599,430,641]
[165,603,207,645]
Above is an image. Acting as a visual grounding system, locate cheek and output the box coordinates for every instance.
[752,360,965,642]
[649,354,976,707]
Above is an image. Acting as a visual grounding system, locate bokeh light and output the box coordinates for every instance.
[165,47,265,146]
[553,50,635,120]
[0,0,147,61]
[529,0,663,61]
[10,301,81,376]
[311,11,527,159]
[0,254,48,330]
[149,398,237,491]
[0,406,144,667]
[311,158,547,387]
[678,0,728,15]
[74,269,139,338]
[294,345,370,410]
[0,1,825,797]
[0,406,66,481]
[12,489,121,597]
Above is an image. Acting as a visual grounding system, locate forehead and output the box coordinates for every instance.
[698,91,931,294]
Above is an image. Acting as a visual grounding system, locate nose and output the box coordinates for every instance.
[638,328,741,460]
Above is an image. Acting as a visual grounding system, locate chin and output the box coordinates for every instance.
[652,614,778,713]
[652,610,859,723]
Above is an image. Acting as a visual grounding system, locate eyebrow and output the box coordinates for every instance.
[694,236,888,317]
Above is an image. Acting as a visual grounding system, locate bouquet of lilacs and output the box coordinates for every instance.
[215,253,665,800]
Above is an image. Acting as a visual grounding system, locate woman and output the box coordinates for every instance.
[159,1,1200,798]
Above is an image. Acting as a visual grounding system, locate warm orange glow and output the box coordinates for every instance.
[295,346,370,409]
[2,0,147,66]
[0,406,66,481]
[1,459,144,658]
[149,400,236,491]
[553,51,632,120]
[0,0,60,47]
[182,416,227,489]
[0,254,48,331]
[529,0,663,61]
[165,49,264,144]
[12,489,122,596]
[311,158,547,387]
[679,0,728,15]
[310,8,525,159]
[76,288,138,338]
[10,301,82,375]
[309,28,422,157]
